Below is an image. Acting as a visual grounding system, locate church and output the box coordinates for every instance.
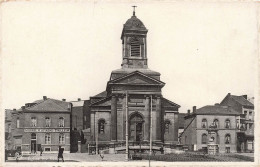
[89,9,180,153]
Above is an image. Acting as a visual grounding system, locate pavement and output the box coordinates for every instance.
[7,153,127,162]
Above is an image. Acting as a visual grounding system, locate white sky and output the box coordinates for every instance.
[1,1,258,113]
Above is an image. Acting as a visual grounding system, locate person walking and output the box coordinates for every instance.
[40,147,43,156]
[57,146,64,162]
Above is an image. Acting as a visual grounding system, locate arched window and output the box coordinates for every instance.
[16,117,20,128]
[45,133,51,144]
[202,134,207,144]
[225,119,231,129]
[213,119,219,128]
[164,120,171,133]
[31,133,36,140]
[98,119,105,134]
[130,38,141,57]
[31,117,37,127]
[59,133,65,144]
[225,134,231,144]
[45,117,51,127]
[202,119,207,128]
[59,117,64,127]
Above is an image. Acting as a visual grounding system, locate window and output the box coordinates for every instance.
[44,147,51,152]
[165,120,171,133]
[202,119,207,128]
[225,119,231,128]
[213,119,219,128]
[59,117,64,127]
[16,117,20,128]
[59,133,65,144]
[225,134,231,144]
[225,147,230,153]
[249,111,253,120]
[31,117,37,127]
[249,124,253,130]
[236,120,239,129]
[84,116,87,122]
[130,38,141,57]
[45,133,51,144]
[98,119,105,134]
[45,117,51,127]
[202,134,207,144]
[31,133,36,140]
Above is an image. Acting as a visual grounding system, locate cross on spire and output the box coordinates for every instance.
[132,5,137,16]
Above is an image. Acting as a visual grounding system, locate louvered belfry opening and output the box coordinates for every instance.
[130,38,141,57]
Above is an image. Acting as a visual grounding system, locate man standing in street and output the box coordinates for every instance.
[57,146,64,162]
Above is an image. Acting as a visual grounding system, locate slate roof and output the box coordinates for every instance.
[195,105,240,115]
[25,98,70,112]
[230,95,254,107]
[93,91,107,98]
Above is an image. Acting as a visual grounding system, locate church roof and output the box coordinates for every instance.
[123,15,147,31]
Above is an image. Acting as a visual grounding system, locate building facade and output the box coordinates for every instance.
[220,93,254,152]
[6,96,71,154]
[180,105,239,153]
[89,11,180,152]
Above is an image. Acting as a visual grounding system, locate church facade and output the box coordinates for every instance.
[89,11,180,152]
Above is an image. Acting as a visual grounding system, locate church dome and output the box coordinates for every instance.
[123,15,147,31]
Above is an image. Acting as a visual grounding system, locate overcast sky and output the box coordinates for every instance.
[1,1,257,113]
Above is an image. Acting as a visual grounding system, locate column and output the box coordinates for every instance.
[144,95,150,142]
[156,96,162,142]
[111,95,117,142]
[122,94,126,140]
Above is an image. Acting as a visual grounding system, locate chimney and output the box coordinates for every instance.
[242,95,247,100]
[193,106,196,113]
[62,99,66,101]
[78,98,81,101]
[187,109,190,114]
[13,108,16,111]
[43,96,47,100]
[21,106,25,110]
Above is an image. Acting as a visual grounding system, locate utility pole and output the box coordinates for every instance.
[125,91,129,161]
[149,95,153,167]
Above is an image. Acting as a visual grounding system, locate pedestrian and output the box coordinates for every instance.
[40,147,43,156]
[15,151,20,162]
[57,146,64,162]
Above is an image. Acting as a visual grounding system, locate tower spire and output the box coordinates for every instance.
[132,5,137,16]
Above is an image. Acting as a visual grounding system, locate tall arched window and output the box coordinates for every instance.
[16,117,20,128]
[59,133,65,144]
[202,134,207,144]
[225,119,231,129]
[59,117,64,127]
[45,133,51,144]
[31,117,37,127]
[202,119,207,128]
[164,120,171,133]
[45,117,51,127]
[213,119,219,128]
[98,119,105,134]
[130,38,141,57]
[225,134,231,144]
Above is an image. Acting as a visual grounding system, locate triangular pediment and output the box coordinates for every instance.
[90,97,111,107]
[108,71,165,86]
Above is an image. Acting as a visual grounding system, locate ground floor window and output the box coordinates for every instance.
[44,147,51,152]
[59,133,65,144]
[225,147,230,153]
[45,133,51,144]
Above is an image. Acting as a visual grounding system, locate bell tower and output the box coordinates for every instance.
[121,6,148,69]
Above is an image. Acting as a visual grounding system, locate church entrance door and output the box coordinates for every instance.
[129,113,144,142]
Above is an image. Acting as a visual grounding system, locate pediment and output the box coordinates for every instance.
[108,71,165,86]
[90,97,111,107]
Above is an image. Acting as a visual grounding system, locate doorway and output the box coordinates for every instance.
[31,133,37,153]
[129,113,144,142]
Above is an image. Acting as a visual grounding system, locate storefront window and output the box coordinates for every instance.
[59,133,65,144]
[45,133,51,144]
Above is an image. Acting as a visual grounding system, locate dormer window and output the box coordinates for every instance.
[130,38,141,57]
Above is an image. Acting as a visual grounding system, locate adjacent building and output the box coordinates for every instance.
[5,96,71,154]
[180,105,240,153]
[220,93,254,152]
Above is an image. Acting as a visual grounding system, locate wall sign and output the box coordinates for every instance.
[24,128,70,133]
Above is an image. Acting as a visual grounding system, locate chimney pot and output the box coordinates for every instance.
[62,99,66,101]
[193,106,196,113]
[13,108,16,111]
[228,93,231,96]
[187,110,190,114]
[43,96,47,100]
[78,98,81,101]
